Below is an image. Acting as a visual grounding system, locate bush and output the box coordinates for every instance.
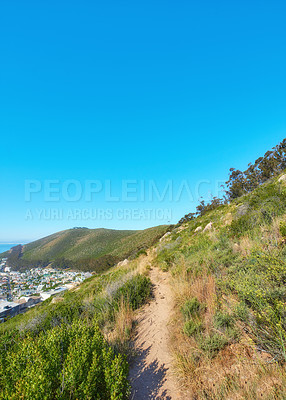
[135,248,147,258]
[234,302,249,322]
[199,332,228,357]
[112,275,152,311]
[0,321,130,399]
[183,319,203,337]
[156,247,177,271]
[230,214,253,237]
[225,326,240,341]
[181,297,204,320]
[280,220,286,237]
[214,311,234,329]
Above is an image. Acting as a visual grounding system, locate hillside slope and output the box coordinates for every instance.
[153,171,286,398]
[3,225,169,272]
[0,254,154,399]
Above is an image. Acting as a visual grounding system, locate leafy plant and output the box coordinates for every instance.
[214,311,234,329]
[280,220,286,237]
[112,275,152,311]
[183,319,203,337]
[199,332,228,357]
[0,321,130,399]
[181,297,205,320]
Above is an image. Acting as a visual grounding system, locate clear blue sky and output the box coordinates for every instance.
[0,0,285,242]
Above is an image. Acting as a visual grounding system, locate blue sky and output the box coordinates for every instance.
[0,0,285,242]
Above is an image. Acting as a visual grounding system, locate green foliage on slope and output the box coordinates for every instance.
[0,322,129,400]
[155,171,286,398]
[226,138,286,200]
[0,259,152,399]
[178,138,286,225]
[4,225,169,272]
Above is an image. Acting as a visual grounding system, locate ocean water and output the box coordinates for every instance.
[0,244,19,254]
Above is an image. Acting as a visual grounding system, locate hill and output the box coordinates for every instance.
[153,170,286,398]
[3,225,170,272]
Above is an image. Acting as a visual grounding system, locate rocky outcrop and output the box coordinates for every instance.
[236,203,249,217]
[159,232,172,242]
[203,222,213,232]
[278,174,286,183]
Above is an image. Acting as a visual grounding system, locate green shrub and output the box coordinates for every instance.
[135,248,147,257]
[156,249,176,271]
[199,332,228,357]
[214,311,234,329]
[0,321,130,399]
[181,297,204,320]
[183,319,203,337]
[112,274,152,311]
[234,302,249,322]
[230,214,253,237]
[280,220,286,237]
[225,326,240,341]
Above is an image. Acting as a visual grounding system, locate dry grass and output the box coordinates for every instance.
[135,251,153,275]
[208,228,219,242]
[260,217,283,250]
[108,296,134,352]
[171,306,286,399]
[230,217,283,257]
[222,212,233,226]
[239,236,254,256]
[169,249,286,399]
[106,251,154,349]
[231,236,254,257]
[172,272,217,331]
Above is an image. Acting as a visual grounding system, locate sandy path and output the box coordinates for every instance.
[129,268,182,400]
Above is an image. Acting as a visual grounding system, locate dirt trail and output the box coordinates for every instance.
[129,268,182,400]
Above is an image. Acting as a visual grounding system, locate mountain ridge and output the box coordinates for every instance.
[1,225,170,272]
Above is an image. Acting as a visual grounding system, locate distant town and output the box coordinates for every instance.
[0,257,92,322]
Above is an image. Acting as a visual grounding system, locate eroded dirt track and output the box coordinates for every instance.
[129,268,182,400]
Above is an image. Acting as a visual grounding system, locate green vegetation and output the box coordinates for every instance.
[226,138,286,200]
[199,332,229,357]
[213,311,234,329]
[0,258,152,399]
[181,297,204,319]
[183,319,203,337]
[2,225,169,272]
[112,274,151,311]
[0,322,129,399]
[178,138,286,225]
[152,139,286,398]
